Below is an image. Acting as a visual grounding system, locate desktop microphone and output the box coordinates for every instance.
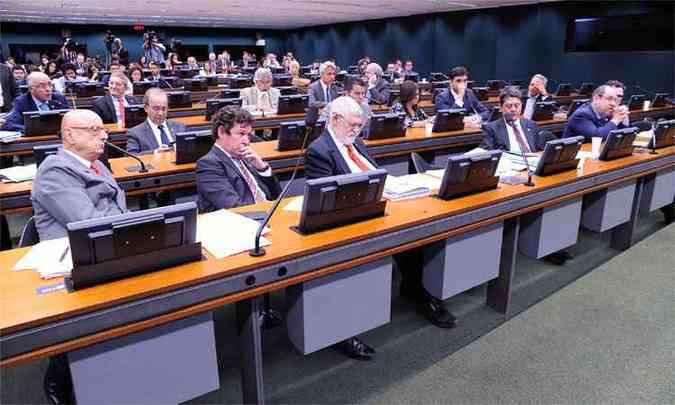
[104,140,149,173]
[250,105,319,257]
[504,112,535,187]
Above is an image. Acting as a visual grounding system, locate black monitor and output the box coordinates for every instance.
[241,66,257,75]
[300,66,312,75]
[473,87,489,101]
[279,86,299,96]
[554,83,573,97]
[626,94,645,110]
[196,75,218,87]
[205,98,243,120]
[75,82,105,98]
[228,77,253,89]
[437,150,501,200]
[175,130,213,164]
[34,143,111,170]
[487,80,506,91]
[578,82,595,96]
[161,77,178,88]
[651,93,669,108]
[347,65,360,74]
[366,112,406,140]
[23,109,70,136]
[273,74,293,87]
[487,106,502,122]
[182,78,208,92]
[509,79,523,87]
[649,119,675,149]
[167,90,192,109]
[219,89,241,99]
[598,127,638,161]
[404,73,419,82]
[277,119,325,151]
[430,72,448,82]
[65,202,202,290]
[531,101,558,121]
[270,67,286,75]
[534,136,584,176]
[277,94,308,115]
[132,81,153,96]
[296,169,388,234]
[433,108,465,132]
[19,84,29,94]
[335,72,347,82]
[124,104,148,129]
[174,68,199,79]
[567,99,590,117]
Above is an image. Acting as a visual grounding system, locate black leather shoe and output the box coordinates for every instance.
[43,356,75,404]
[543,250,572,266]
[337,337,375,361]
[418,297,457,329]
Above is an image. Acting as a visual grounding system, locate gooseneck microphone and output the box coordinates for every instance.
[504,112,535,187]
[104,140,149,173]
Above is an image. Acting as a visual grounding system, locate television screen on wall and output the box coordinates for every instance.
[566,13,673,52]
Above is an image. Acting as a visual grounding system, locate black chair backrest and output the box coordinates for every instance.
[18,216,39,248]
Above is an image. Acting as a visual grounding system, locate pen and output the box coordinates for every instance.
[59,246,70,263]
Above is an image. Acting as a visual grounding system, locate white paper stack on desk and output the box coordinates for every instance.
[12,237,72,279]
[0,164,37,182]
[383,175,435,201]
[197,209,271,259]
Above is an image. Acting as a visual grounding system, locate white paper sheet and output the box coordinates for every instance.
[283,196,304,212]
[197,209,271,259]
[0,164,37,182]
[12,237,73,279]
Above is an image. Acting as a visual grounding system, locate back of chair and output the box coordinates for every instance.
[18,216,39,248]
[411,152,441,174]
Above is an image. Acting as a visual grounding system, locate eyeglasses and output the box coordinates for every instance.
[601,96,619,103]
[148,105,168,112]
[70,126,108,135]
[32,82,53,89]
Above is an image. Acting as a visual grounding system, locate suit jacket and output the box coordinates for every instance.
[92,94,138,124]
[0,91,69,132]
[126,119,187,154]
[367,78,391,105]
[240,86,281,113]
[0,64,18,112]
[31,150,127,241]
[435,88,489,122]
[304,130,377,179]
[479,118,554,152]
[307,80,341,108]
[196,145,281,212]
[562,103,627,141]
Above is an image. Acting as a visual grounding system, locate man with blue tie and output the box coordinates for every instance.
[1,72,69,132]
[126,88,186,154]
[563,84,629,141]
[307,61,339,108]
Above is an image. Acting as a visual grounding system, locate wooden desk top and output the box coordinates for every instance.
[1,144,673,337]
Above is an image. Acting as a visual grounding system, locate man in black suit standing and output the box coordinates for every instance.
[522,74,551,120]
[307,61,339,108]
[92,72,137,126]
[196,105,280,212]
[0,62,18,113]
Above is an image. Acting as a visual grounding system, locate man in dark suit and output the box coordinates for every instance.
[126,88,186,154]
[12,65,27,86]
[364,62,391,105]
[522,74,551,120]
[307,61,339,108]
[0,63,18,112]
[435,65,489,125]
[31,109,127,404]
[196,106,280,212]
[147,61,163,82]
[480,86,555,152]
[93,72,137,125]
[563,84,629,141]
[305,96,457,361]
[1,72,70,132]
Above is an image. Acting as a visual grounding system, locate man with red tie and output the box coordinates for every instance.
[92,72,137,126]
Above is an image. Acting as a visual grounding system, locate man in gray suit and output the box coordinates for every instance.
[240,67,280,114]
[126,88,187,154]
[364,62,391,105]
[307,61,339,108]
[32,109,128,242]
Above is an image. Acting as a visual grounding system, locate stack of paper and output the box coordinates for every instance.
[0,164,37,182]
[499,152,540,173]
[12,237,72,279]
[0,131,21,143]
[197,209,271,259]
[383,175,432,201]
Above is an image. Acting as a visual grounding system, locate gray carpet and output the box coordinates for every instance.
[0,211,672,404]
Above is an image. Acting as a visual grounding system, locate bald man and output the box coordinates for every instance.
[1,71,70,132]
[31,110,127,241]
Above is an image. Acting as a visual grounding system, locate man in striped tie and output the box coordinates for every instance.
[196,105,281,212]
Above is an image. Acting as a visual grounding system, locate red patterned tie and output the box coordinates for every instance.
[510,121,531,153]
[345,144,371,172]
[118,97,125,127]
[90,163,101,176]
[234,159,267,203]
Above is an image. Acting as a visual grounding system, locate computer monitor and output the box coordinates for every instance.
[277,94,308,115]
[174,68,199,79]
[578,82,595,96]
[567,99,590,117]
[554,83,573,97]
[651,93,669,108]
[626,94,645,110]
[174,130,213,164]
[300,66,312,75]
[166,90,192,108]
[161,77,178,88]
[279,86,299,96]
[124,104,148,129]
[487,106,502,122]
[23,109,70,136]
[534,136,584,176]
[228,77,253,89]
[205,98,243,120]
[182,78,208,92]
[296,169,388,234]
[273,74,293,87]
[270,67,286,75]
[75,82,105,98]
[132,81,153,96]
[366,112,406,140]
[473,87,489,101]
[197,75,218,87]
[34,143,111,169]
[437,150,501,200]
[648,119,675,149]
[487,80,506,91]
[277,119,325,151]
[430,72,448,82]
[531,101,558,121]
[404,73,419,83]
[598,127,638,161]
[347,65,360,74]
[219,89,241,99]
[432,108,465,132]
[65,202,202,290]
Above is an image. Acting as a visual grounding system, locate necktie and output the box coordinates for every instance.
[234,159,267,203]
[90,163,101,176]
[39,102,50,112]
[345,144,371,172]
[509,121,531,153]
[158,124,171,146]
[117,97,125,127]
[326,85,331,103]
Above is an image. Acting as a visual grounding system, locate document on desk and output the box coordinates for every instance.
[197,209,271,259]
[283,196,304,212]
[383,175,432,201]
[0,164,37,182]
[0,130,22,143]
[12,237,73,279]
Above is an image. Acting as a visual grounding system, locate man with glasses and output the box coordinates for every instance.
[605,80,630,127]
[563,84,629,141]
[1,72,70,132]
[240,67,280,114]
[126,88,186,154]
[435,65,489,126]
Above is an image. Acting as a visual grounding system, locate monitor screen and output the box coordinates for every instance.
[534,136,584,176]
[124,104,148,129]
[438,150,501,200]
[175,130,213,164]
[166,90,192,109]
[277,119,325,151]
[205,98,243,120]
[277,94,309,115]
[366,112,406,140]
[650,119,675,149]
[23,109,70,136]
[599,127,638,161]
[432,108,465,132]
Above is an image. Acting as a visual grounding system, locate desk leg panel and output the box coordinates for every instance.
[487,217,519,315]
[581,180,637,233]
[236,297,265,405]
[611,178,645,251]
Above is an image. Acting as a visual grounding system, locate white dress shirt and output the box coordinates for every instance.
[63,149,93,169]
[504,118,528,154]
[327,126,375,173]
[146,118,173,147]
[523,96,537,119]
[320,80,332,103]
[450,89,464,108]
